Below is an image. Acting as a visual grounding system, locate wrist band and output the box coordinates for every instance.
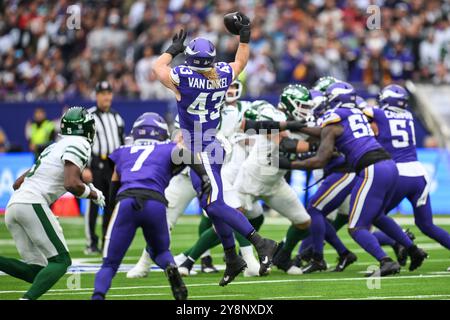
[79,184,91,198]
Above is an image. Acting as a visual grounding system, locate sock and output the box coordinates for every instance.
[350,229,388,261]
[182,257,195,270]
[297,237,313,255]
[0,257,43,283]
[308,207,325,255]
[224,246,238,261]
[24,253,71,300]
[240,246,254,257]
[188,228,221,261]
[372,230,396,246]
[153,251,175,269]
[198,214,212,236]
[283,225,309,254]
[332,213,348,231]
[324,220,349,256]
[374,215,414,248]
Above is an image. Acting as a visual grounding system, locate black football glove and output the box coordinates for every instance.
[235,13,251,43]
[165,29,187,57]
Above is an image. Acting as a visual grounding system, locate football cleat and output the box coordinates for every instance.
[165,264,188,300]
[366,258,400,277]
[126,249,152,278]
[334,251,357,272]
[242,251,261,277]
[178,258,197,277]
[286,265,303,275]
[272,247,294,272]
[408,246,428,271]
[255,239,278,276]
[174,253,188,267]
[84,245,101,256]
[393,243,408,266]
[200,256,219,274]
[301,259,328,274]
[219,256,247,286]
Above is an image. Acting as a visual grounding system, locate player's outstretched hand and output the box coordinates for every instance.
[89,183,106,208]
[235,13,251,43]
[165,29,187,57]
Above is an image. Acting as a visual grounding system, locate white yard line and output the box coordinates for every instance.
[1,274,450,295]
[335,294,450,300]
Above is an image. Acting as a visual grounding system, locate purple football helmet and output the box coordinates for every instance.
[310,89,328,118]
[355,96,368,110]
[131,112,169,141]
[379,84,409,109]
[185,37,216,71]
[325,81,356,109]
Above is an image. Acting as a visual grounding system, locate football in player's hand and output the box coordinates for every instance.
[223,12,243,35]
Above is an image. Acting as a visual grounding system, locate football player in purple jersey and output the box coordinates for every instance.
[272,82,427,276]
[152,14,278,285]
[91,113,214,300]
[364,84,450,254]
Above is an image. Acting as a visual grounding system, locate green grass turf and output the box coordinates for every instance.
[0,215,449,300]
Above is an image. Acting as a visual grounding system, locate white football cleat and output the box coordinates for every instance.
[286,265,303,275]
[126,249,151,279]
[242,251,260,277]
[174,253,187,267]
[178,266,197,277]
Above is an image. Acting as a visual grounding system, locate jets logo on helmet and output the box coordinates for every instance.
[131,112,169,142]
[326,82,356,109]
[379,84,409,109]
[313,76,340,92]
[60,106,96,143]
[185,37,216,71]
[226,80,243,103]
[279,84,314,121]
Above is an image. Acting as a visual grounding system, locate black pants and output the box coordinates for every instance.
[85,157,113,248]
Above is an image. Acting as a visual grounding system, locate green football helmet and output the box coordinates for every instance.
[60,107,96,143]
[243,100,268,120]
[257,101,287,122]
[278,84,313,121]
[313,76,340,92]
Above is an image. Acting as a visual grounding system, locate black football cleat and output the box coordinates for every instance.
[219,255,247,287]
[273,247,293,272]
[334,251,357,272]
[165,264,188,300]
[393,243,408,266]
[302,259,327,274]
[256,239,278,276]
[408,246,428,271]
[201,256,219,274]
[366,258,400,277]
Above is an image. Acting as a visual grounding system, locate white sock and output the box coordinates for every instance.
[240,246,255,258]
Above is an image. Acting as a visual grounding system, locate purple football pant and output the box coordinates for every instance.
[93,198,175,297]
[384,174,450,249]
[307,172,356,256]
[190,146,254,249]
[348,160,399,261]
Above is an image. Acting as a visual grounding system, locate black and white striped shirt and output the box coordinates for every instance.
[88,106,125,159]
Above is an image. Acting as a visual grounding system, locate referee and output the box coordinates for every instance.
[84,81,125,255]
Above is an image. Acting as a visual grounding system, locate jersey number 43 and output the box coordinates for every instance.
[187,91,226,123]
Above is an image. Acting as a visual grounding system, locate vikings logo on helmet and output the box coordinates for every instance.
[131,112,169,142]
[184,38,216,71]
[379,84,409,109]
[326,81,356,109]
[310,89,328,119]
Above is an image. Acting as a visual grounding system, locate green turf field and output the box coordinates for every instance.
[0,215,449,300]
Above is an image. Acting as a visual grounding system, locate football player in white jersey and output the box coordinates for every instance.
[0,107,105,300]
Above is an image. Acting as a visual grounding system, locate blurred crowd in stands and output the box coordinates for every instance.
[0,0,450,102]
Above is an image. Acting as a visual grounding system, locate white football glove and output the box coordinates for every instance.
[89,183,106,208]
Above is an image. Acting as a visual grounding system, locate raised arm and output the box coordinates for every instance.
[153,30,187,99]
[229,13,251,79]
